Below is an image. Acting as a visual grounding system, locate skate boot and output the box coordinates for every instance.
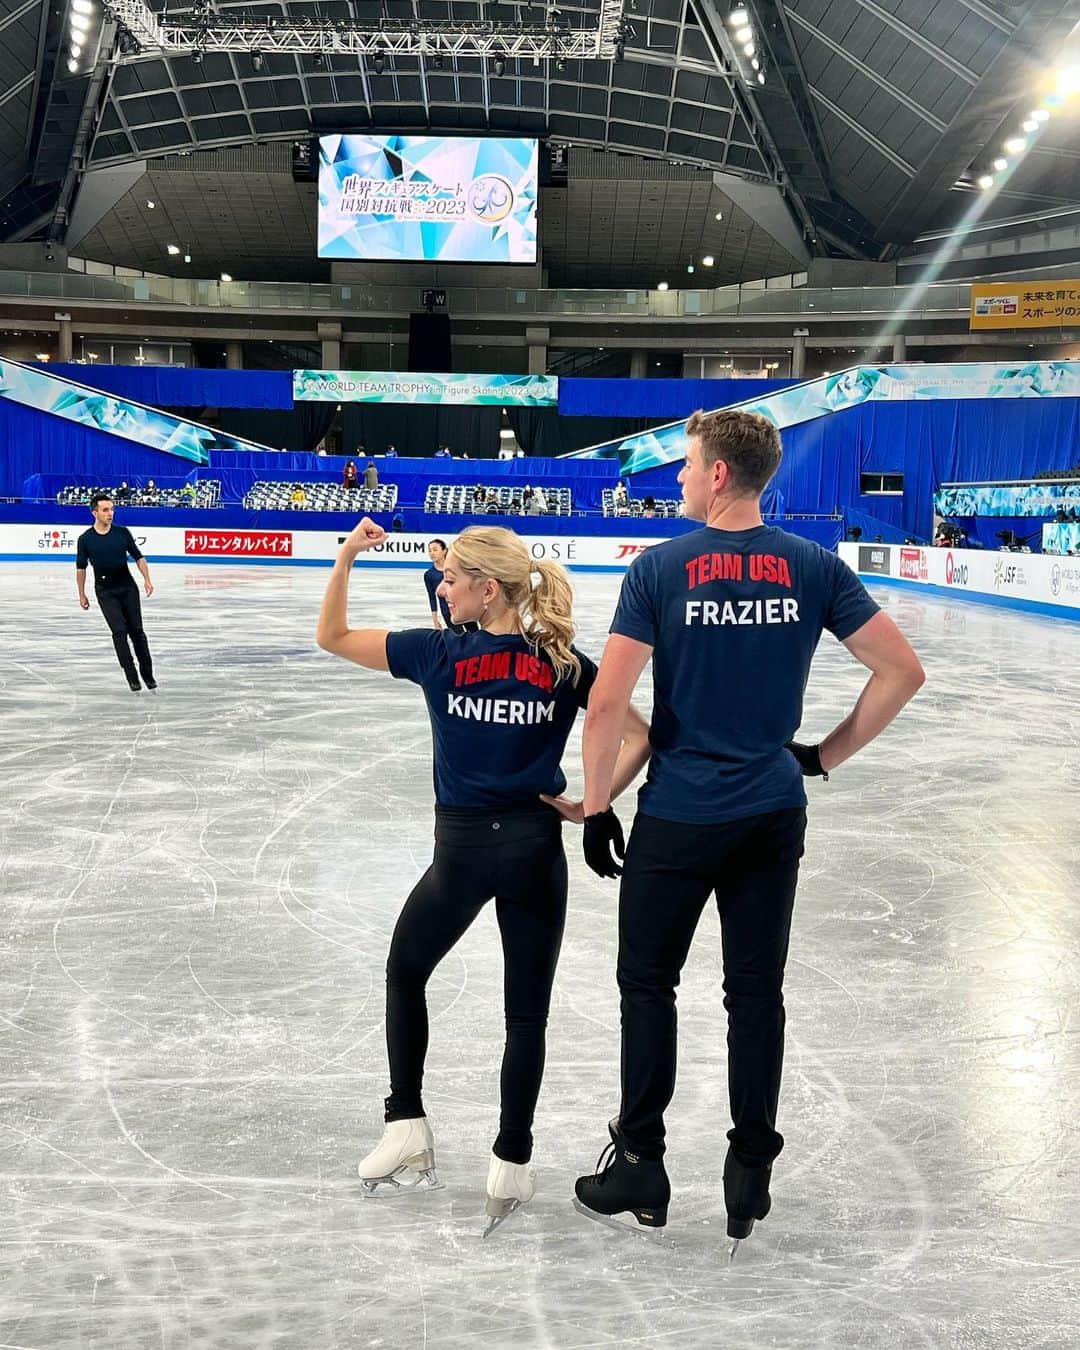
[482,1152,536,1238]
[126,674,141,692]
[724,1148,772,1260]
[573,1136,672,1245]
[357,1117,441,1196]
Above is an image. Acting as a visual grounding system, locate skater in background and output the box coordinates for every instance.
[76,491,157,693]
[422,537,456,631]
[316,520,651,1233]
[573,409,924,1250]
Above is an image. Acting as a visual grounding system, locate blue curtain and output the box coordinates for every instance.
[559,377,798,418]
[37,364,294,409]
[0,401,206,498]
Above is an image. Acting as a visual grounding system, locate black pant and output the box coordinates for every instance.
[617,807,806,1166]
[97,584,153,682]
[384,805,567,1164]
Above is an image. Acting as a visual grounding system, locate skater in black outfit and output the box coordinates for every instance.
[573,409,924,1250]
[422,537,465,633]
[317,519,650,1233]
[76,492,157,692]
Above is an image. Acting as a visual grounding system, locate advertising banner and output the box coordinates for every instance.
[970,280,1080,329]
[840,541,1080,614]
[935,481,1080,517]
[293,370,558,407]
[575,360,1080,475]
[317,134,539,264]
[0,525,668,572]
[0,357,274,465]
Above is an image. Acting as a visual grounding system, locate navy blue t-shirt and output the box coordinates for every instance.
[422,565,452,626]
[611,525,880,824]
[385,628,597,808]
[76,525,143,590]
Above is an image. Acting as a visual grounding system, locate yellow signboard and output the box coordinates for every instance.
[970,280,1080,329]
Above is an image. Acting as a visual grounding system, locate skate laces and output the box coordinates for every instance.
[592,1141,617,1183]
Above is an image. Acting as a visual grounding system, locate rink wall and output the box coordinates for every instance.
[2,507,843,571]
[840,542,1080,622]
[3,519,690,572]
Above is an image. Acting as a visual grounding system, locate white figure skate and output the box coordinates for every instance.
[482,1152,536,1238]
[357,1118,441,1196]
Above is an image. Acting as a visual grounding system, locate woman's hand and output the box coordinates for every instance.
[342,517,387,555]
[539,794,585,825]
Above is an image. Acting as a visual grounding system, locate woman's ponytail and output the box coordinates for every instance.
[524,559,581,686]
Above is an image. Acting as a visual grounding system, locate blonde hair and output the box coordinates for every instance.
[447,526,582,685]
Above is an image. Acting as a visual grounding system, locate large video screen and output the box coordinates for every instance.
[317,134,539,264]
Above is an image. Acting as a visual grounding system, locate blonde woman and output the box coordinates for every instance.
[317,519,650,1234]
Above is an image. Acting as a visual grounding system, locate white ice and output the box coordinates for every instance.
[1,562,1078,1349]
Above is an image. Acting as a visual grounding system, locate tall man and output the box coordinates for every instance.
[573,409,924,1247]
[76,492,157,692]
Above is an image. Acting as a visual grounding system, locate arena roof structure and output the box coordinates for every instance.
[3,0,1080,286]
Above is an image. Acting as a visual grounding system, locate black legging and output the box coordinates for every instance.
[97,584,153,682]
[384,804,567,1165]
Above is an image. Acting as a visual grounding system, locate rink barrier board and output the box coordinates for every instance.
[0,524,674,572]
[838,541,1080,622]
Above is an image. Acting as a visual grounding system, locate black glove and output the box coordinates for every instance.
[786,741,829,780]
[583,808,626,879]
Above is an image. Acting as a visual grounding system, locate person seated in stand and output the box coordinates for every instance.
[473,485,488,506]
[506,500,521,516]
[143,479,160,506]
[343,460,360,491]
[384,444,399,458]
[525,495,543,517]
[364,460,379,490]
[436,444,453,459]
[290,483,307,510]
[116,481,131,502]
[523,485,535,504]
[614,480,629,509]
[486,498,501,515]
[180,481,197,506]
[642,495,657,519]
[533,486,549,516]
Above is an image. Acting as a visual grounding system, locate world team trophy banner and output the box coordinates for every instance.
[0,358,275,464]
[935,481,1080,517]
[317,134,539,263]
[970,280,1080,329]
[574,361,1080,474]
[293,370,558,407]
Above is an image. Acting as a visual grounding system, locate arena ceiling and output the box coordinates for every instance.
[3,0,1080,285]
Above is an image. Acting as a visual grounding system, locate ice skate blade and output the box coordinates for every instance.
[359,1166,442,1197]
[728,1238,742,1263]
[481,1197,524,1239]
[572,1197,675,1248]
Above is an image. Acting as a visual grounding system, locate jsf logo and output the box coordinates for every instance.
[39,529,75,550]
[944,552,969,586]
[993,559,1021,589]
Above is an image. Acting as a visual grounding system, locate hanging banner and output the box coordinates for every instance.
[970,280,1080,329]
[573,361,1080,474]
[0,357,275,464]
[293,370,558,407]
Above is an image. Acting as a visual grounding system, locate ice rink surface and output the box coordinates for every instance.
[2,560,1078,1350]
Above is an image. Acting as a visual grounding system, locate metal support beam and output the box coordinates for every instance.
[109,2,625,61]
